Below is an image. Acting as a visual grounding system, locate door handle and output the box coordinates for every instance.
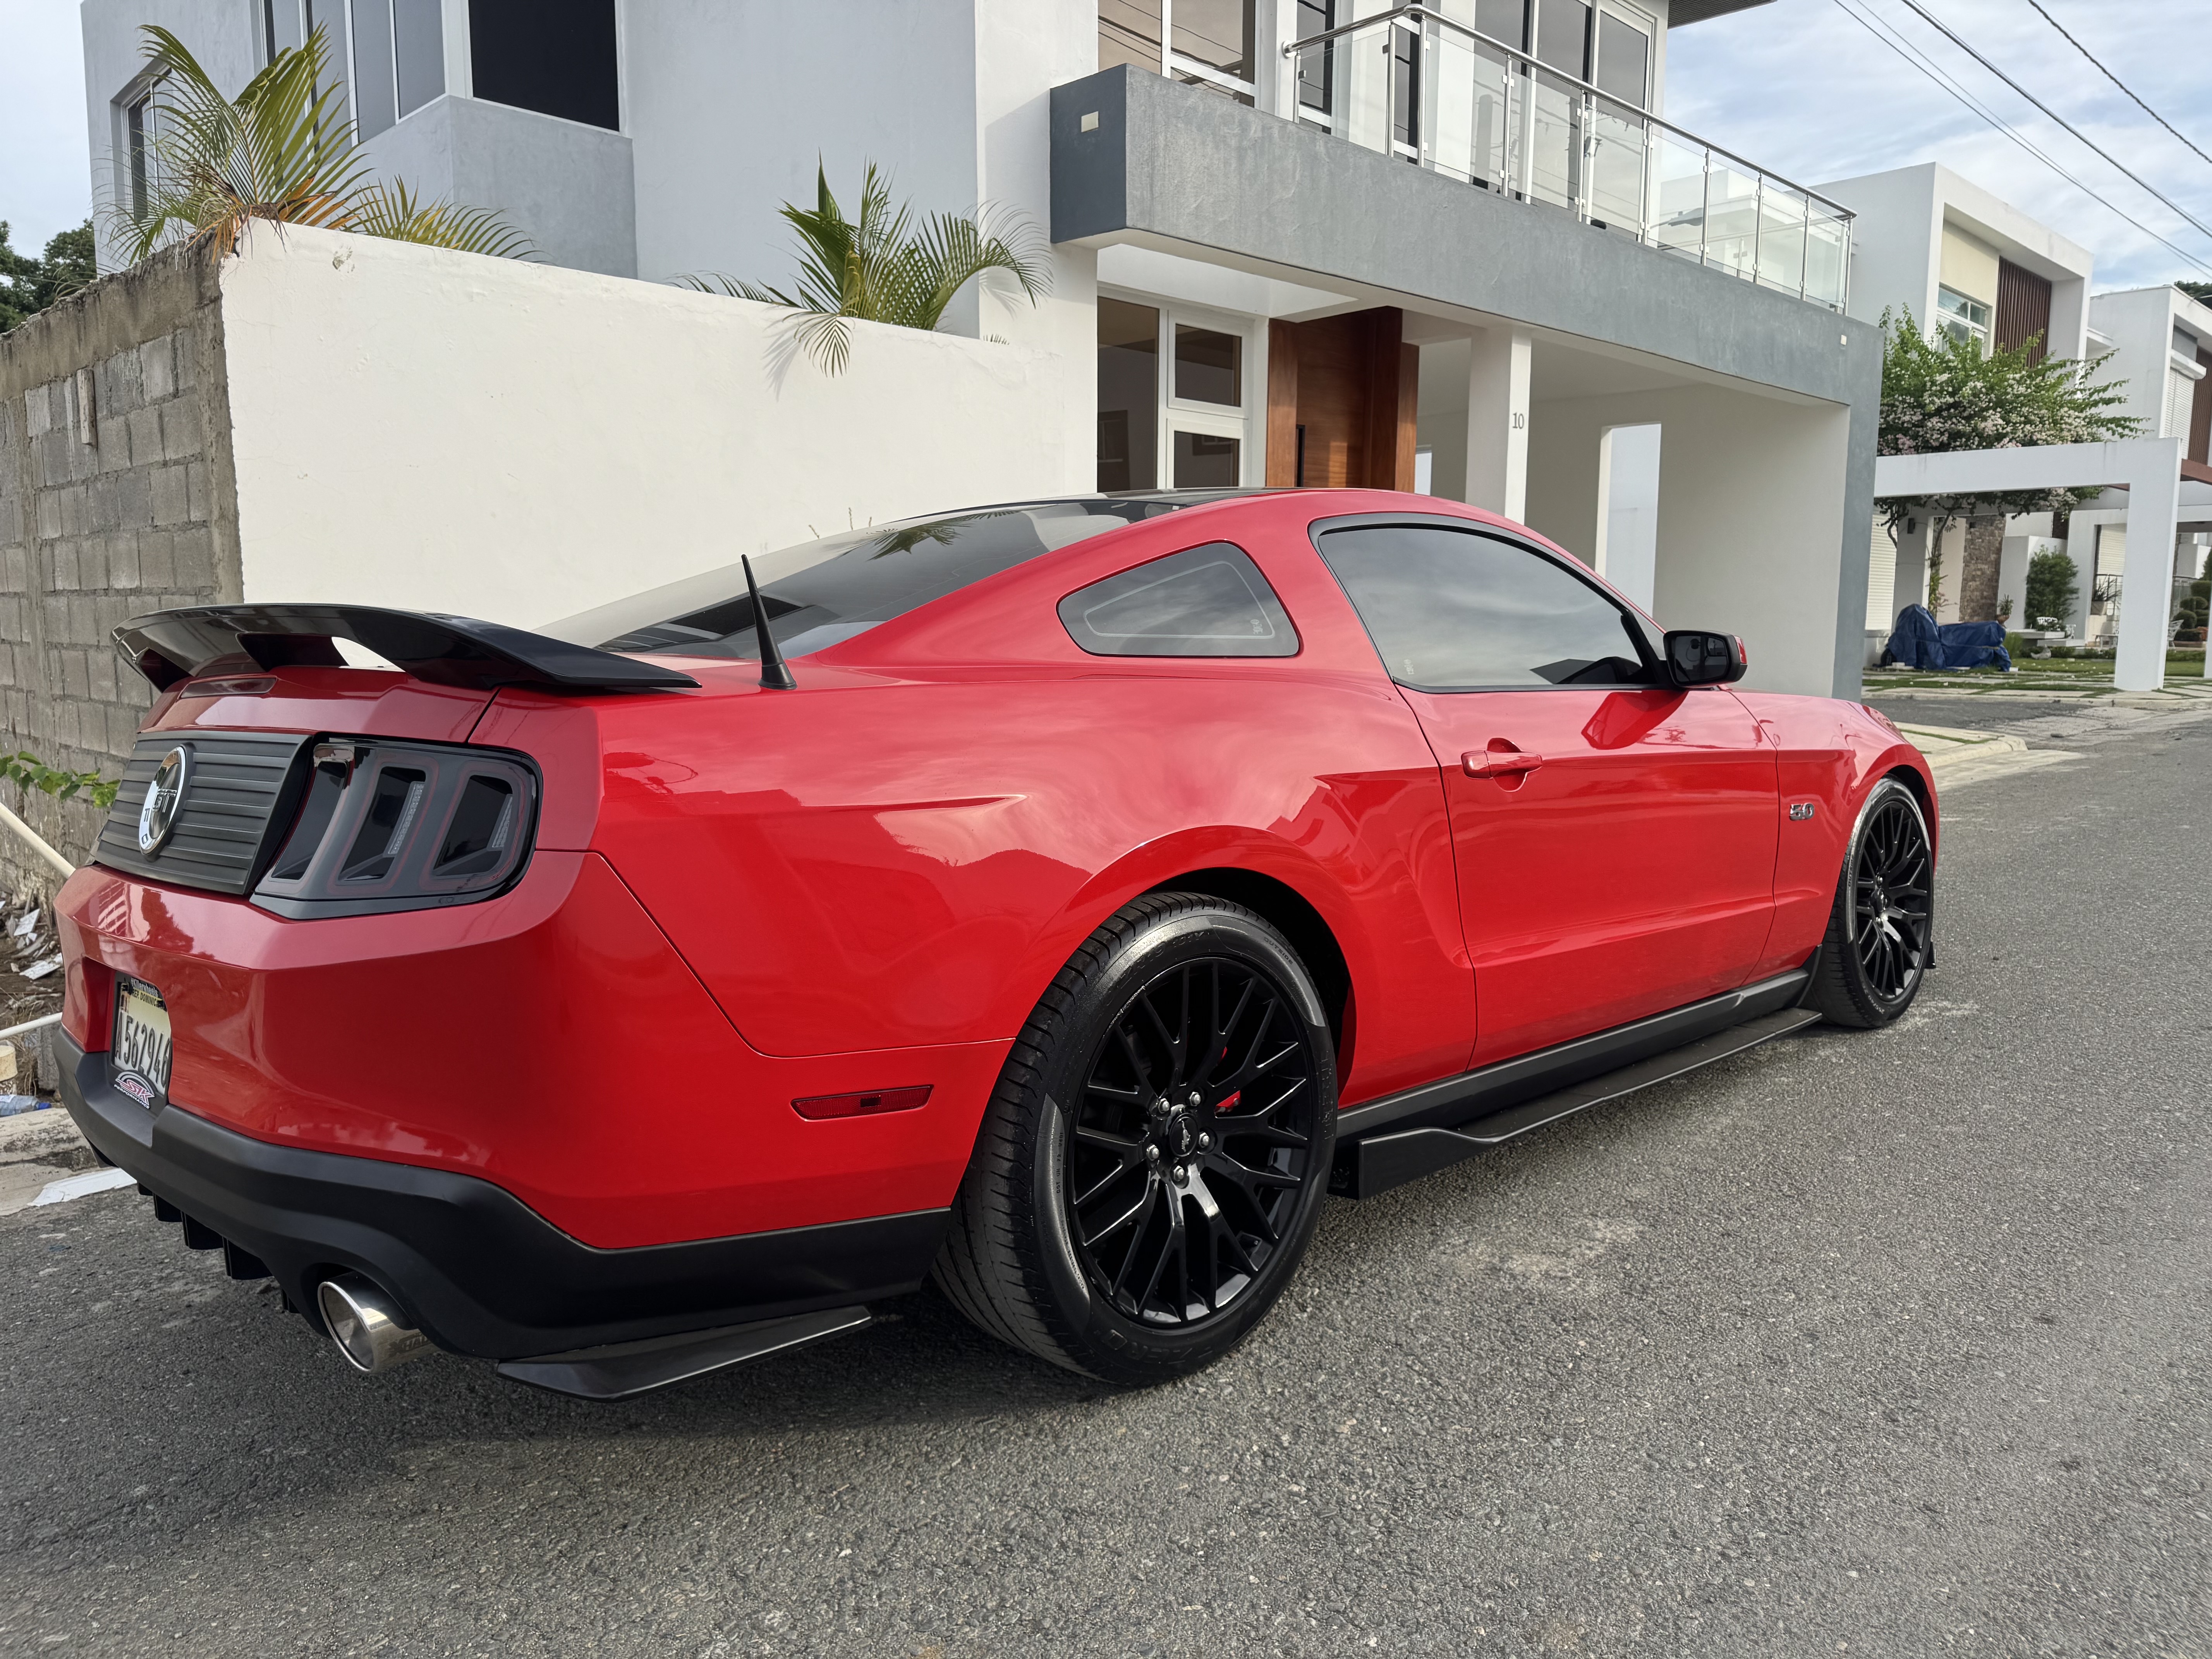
[1463,744,1543,778]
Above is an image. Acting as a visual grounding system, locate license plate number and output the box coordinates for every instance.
[112,979,173,1110]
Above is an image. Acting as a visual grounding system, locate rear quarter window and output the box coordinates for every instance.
[1058,543,1298,658]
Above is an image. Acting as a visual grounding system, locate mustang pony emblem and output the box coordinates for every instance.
[137,746,191,855]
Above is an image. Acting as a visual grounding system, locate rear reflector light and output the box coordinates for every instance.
[791,1085,932,1121]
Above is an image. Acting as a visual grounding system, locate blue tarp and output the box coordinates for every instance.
[1884,605,2011,672]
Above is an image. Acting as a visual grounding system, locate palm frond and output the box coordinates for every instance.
[108,24,525,267]
[675,161,1051,373]
[351,179,534,258]
[119,25,364,263]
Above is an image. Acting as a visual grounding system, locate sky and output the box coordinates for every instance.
[1666,0,2212,292]
[1,0,92,255]
[0,0,2208,288]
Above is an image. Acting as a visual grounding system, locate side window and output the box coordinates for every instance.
[1316,523,1654,689]
[1059,543,1299,658]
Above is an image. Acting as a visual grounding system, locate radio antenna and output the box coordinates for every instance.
[743,556,797,690]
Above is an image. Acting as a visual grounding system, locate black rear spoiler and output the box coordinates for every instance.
[114,604,700,694]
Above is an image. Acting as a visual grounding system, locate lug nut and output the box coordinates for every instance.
[1145,1144,1161,1163]
[1198,1132,1212,1150]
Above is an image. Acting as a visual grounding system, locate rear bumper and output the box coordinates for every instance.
[59,1030,947,1360]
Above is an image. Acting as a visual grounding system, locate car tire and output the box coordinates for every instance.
[1806,776,1934,1029]
[933,893,1338,1384]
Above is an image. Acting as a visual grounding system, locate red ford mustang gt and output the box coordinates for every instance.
[55,490,1935,1398]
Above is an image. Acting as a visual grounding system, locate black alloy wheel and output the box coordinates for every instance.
[1808,776,1934,1027]
[1851,790,1932,1000]
[1065,957,1322,1327]
[934,894,1337,1383]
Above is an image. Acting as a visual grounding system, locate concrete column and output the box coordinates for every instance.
[1595,423,1661,613]
[1997,534,2033,629]
[1890,517,1930,621]
[2115,455,2183,691]
[2063,512,2103,640]
[1465,326,1531,521]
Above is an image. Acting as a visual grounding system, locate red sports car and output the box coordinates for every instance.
[56,490,1935,1398]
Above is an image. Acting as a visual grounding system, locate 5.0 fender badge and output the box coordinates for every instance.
[137,746,192,854]
[1788,802,1817,822]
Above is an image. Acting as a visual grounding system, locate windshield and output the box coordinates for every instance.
[544,496,1240,661]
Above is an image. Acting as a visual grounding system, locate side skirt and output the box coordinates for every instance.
[1330,974,1820,1200]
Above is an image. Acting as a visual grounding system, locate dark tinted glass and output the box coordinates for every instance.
[1296,0,1334,111]
[1475,0,1526,48]
[471,0,618,131]
[549,499,1220,661]
[1099,0,1164,73]
[1316,523,1653,689]
[1171,0,1256,79]
[1594,10,1649,106]
[1535,0,1590,76]
[1173,430,1241,487]
[1174,325,1242,406]
[1059,543,1298,657]
[1099,298,1159,491]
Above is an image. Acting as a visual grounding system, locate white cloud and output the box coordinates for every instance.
[1666,0,2212,291]
[1,0,91,253]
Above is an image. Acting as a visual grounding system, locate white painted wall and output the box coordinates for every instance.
[624,0,982,291]
[2090,286,2212,443]
[1824,163,2094,359]
[1530,385,1851,696]
[1595,423,1662,613]
[216,226,1085,629]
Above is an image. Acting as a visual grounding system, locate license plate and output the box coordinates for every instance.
[112,978,173,1111]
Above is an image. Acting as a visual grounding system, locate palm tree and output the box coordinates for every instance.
[685,164,1048,374]
[113,24,527,265]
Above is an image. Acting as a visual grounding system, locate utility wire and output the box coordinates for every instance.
[1891,0,2212,244]
[2021,0,2212,174]
[1826,0,2212,279]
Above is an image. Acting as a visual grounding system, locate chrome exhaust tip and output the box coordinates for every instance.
[316,1274,435,1374]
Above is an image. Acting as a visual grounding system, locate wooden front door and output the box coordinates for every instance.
[1266,307,1419,491]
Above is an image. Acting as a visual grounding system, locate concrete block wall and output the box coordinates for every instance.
[0,246,241,896]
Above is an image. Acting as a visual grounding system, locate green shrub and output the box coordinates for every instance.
[2025,550,2080,628]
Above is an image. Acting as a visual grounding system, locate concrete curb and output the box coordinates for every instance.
[1898,723,2081,791]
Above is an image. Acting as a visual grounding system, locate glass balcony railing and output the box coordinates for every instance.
[1283,3,1853,313]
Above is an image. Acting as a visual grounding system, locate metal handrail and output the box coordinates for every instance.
[1279,2,1854,311]
[1282,2,1855,222]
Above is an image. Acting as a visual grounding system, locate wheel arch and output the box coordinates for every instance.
[1877,757,1939,861]
[1139,867,1355,1069]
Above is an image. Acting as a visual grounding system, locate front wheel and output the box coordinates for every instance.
[1807,776,1934,1028]
[933,894,1337,1384]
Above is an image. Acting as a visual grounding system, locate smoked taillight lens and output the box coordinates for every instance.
[253,738,538,918]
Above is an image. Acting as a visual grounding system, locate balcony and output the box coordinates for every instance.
[1290,5,1851,310]
[1097,2,1853,314]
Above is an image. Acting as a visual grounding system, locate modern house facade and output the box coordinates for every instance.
[72,0,1881,700]
[1822,162,2094,644]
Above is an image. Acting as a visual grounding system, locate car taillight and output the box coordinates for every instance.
[253,738,538,918]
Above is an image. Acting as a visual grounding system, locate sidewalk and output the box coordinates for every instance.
[1893,722,2081,790]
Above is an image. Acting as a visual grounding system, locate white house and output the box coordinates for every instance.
[69,0,1884,697]
[1819,163,2096,645]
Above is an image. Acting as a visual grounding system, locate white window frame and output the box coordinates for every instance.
[114,71,164,229]
[1100,287,1265,490]
[1936,285,1994,352]
[1591,1,1656,112]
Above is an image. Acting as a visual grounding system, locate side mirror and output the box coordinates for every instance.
[1664,630,1748,688]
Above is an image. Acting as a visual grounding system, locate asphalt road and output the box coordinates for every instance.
[5,718,2210,1657]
